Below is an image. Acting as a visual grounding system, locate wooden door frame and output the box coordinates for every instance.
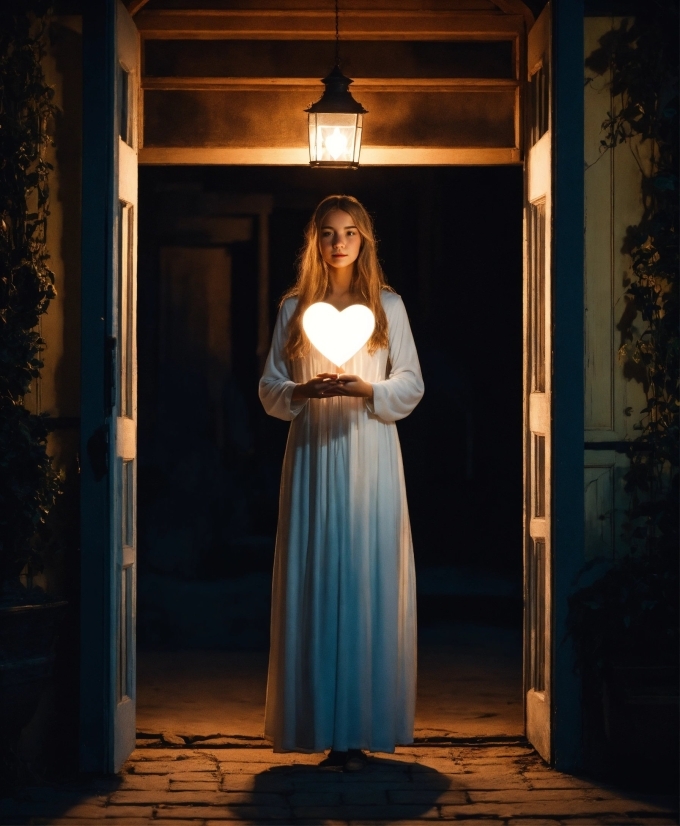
[79,0,585,772]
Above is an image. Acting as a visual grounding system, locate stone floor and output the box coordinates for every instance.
[136,623,525,741]
[2,621,676,824]
[0,742,677,825]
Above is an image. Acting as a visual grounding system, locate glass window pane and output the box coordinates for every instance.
[118,202,134,418]
[529,62,549,146]
[529,538,546,691]
[118,63,132,146]
[532,434,546,518]
[529,200,546,392]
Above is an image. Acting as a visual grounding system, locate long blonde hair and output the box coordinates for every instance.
[281,194,393,359]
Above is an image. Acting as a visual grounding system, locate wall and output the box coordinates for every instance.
[19,15,83,778]
[583,16,646,564]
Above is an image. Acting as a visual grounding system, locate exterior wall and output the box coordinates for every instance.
[19,14,83,772]
[25,16,82,595]
[583,17,646,562]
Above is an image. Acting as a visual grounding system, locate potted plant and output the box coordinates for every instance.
[568,0,678,791]
[568,548,678,788]
[0,0,67,784]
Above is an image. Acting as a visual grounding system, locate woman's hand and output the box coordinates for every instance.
[292,373,344,400]
[335,374,374,400]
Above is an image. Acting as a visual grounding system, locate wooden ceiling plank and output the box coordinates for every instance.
[135,10,524,40]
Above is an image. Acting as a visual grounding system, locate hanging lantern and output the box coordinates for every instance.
[305,2,367,168]
[306,66,367,168]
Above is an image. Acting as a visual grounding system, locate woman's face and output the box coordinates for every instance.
[318,209,362,272]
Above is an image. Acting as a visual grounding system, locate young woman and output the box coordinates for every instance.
[259,194,424,770]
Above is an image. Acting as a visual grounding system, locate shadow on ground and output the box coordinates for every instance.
[246,755,454,822]
[0,775,122,825]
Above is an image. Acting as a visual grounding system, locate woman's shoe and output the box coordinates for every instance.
[319,749,347,768]
[343,749,367,772]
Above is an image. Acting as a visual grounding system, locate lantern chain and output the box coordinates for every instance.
[335,0,340,67]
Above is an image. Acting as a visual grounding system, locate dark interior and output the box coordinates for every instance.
[136,164,523,658]
[137,159,522,736]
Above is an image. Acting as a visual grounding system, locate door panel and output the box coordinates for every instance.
[113,0,139,773]
[81,0,139,773]
[523,2,552,763]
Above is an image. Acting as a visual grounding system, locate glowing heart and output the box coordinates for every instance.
[302,302,375,367]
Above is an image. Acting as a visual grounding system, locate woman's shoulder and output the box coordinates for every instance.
[380,288,405,312]
[279,295,299,315]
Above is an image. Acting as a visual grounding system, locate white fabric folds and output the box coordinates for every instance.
[259,290,424,753]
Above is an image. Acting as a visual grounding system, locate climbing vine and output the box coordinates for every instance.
[590,3,679,561]
[0,0,60,589]
[568,0,678,669]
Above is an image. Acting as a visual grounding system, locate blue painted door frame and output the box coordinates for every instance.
[80,0,115,773]
[551,0,585,771]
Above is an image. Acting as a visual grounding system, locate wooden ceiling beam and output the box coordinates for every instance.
[126,0,151,16]
[139,146,521,166]
[134,10,525,40]
[142,76,520,93]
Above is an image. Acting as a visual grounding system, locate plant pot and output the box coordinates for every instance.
[0,599,68,742]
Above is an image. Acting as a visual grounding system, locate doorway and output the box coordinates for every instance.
[134,163,524,744]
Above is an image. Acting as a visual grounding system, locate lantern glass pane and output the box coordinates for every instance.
[308,112,361,166]
[308,116,318,163]
[353,113,363,164]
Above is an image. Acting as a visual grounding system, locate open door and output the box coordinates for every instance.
[80,0,139,772]
[523,2,552,764]
[523,1,584,768]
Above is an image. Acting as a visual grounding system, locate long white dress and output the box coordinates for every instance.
[259,289,424,753]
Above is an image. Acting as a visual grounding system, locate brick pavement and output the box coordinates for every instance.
[0,741,677,825]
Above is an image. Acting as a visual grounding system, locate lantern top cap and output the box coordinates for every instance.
[305,65,368,115]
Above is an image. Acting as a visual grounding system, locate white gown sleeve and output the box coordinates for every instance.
[259,299,308,421]
[367,293,424,422]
